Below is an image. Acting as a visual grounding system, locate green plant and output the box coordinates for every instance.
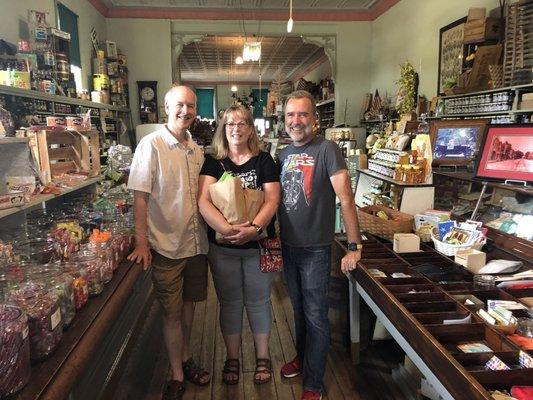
[395,62,417,115]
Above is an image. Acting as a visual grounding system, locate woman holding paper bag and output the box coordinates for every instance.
[198,104,280,386]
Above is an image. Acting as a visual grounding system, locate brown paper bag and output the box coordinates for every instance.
[244,189,264,222]
[209,177,266,241]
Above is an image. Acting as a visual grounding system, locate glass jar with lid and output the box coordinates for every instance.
[0,304,31,397]
[70,250,105,296]
[60,262,89,309]
[49,220,84,260]
[6,281,63,361]
[26,265,76,327]
[14,238,58,264]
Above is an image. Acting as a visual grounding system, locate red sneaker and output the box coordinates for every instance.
[301,390,322,400]
[280,357,302,378]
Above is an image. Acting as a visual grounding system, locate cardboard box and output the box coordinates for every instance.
[522,93,533,101]
[0,191,26,210]
[463,18,502,44]
[468,8,486,21]
[455,249,486,273]
[393,233,420,253]
[519,99,533,110]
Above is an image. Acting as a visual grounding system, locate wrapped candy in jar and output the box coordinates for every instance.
[79,211,103,237]
[0,304,30,397]
[14,238,58,264]
[27,266,76,328]
[60,262,89,309]
[49,220,84,260]
[0,240,14,265]
[6,282,63,361]
[87,230,115,278]
[70,251,104,296]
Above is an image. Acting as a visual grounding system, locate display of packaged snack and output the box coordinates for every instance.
[70,251,104,296]
[60,262,89,310]
[27,266,76,328]
[0,304,31,397]
[6,281,63,361]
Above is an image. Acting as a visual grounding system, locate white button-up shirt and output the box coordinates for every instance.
[127,126,208,259]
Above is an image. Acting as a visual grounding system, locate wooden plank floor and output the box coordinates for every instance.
[108,272,408,400]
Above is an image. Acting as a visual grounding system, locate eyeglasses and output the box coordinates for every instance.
[226,122,249,129]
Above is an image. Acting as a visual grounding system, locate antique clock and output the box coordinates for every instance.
[137,81,158,123]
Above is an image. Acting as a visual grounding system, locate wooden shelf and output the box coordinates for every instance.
[439,83,533,99]
[0,137,30,144]
[432,170,533,195]
[357,168,433,187]
[0,175,103,219]
[0,84,130,113]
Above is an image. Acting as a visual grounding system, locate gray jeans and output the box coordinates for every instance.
[208,243,272,335]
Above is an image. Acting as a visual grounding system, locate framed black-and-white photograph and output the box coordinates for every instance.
[437,17,467,95]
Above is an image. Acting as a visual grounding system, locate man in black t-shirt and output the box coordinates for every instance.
[278,90,363,400]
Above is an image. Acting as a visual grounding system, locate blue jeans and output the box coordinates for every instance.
[282,244,331,394]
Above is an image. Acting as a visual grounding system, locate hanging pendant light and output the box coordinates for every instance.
[235,56,244,64]
[231,85,238,92]
[287,0,294,33]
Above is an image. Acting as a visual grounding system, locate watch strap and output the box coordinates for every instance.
[347,242,363,251]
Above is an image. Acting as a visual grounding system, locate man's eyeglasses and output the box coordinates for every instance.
[226,122,248,129]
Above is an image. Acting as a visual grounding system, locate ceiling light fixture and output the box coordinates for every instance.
[287,0,294,33]
[231,85,238,92]
[235,55,244,64]
[243,41,261,62]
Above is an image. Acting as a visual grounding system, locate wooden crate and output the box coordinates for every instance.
[34,129,100,184]
[503,1,533,86]
[463,17,503,44]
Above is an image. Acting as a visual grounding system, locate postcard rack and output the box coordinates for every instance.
[354,238,533,400]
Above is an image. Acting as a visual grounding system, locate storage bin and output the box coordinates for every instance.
[357,205,413,241]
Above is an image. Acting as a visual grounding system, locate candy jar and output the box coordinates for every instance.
[70,251,104,296]
[60,262,89,310]
[14,238,58,264]
[6,281,63,361]
[27,266,76,328]
[49,220,84,260]
[87,230,115,278]
[0,304,31,397]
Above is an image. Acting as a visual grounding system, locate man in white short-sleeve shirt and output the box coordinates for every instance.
[127,85,210,400]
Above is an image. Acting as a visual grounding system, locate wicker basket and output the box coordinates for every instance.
[431,228,486,256]
[357,205,414,241]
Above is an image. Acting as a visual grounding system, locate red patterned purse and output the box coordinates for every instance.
[259,237,283,273]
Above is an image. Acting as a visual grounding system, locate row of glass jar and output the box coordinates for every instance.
[374,150,408,163]
[368,160,395,178]
[444,92,512,107]
[445,102,511,115]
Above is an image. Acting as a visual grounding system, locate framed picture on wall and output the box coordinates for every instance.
[437,17,467,95]
[475,124,533,183]
[430,119,489,166]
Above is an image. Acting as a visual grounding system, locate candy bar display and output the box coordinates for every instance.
[0,304,30,397]
[60,262,89,310]
[6,282,62,361]
[27,267,76,328]
[14,238,58,264]
[70,251,104,296]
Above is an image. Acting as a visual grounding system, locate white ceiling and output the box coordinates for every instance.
[179,35,325,84]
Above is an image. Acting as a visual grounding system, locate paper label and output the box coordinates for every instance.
[50,308,61,330]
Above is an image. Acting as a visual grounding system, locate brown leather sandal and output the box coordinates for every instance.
[182,358,210,386]
[253,358,272,385]
[222,358,240,385]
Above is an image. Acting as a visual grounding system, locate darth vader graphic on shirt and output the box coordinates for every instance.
[280,153,315,211]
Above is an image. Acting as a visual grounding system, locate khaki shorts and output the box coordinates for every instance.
[150,250,208,316]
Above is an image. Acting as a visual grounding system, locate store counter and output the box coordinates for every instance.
[13,260,151,400]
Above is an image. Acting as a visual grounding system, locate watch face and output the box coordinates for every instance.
[140,87,155,101]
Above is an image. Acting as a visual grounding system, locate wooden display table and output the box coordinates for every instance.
[348,236,533,400]
[13,261,150,400]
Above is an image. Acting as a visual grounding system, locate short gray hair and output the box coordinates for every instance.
[284,90,317,115]
[164,85,196,106]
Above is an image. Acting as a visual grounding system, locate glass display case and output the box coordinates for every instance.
[433,171,532,242]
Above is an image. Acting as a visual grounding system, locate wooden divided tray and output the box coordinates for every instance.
[354,236,533,400]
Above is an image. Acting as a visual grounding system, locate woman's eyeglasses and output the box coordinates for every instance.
[226,122,249,129]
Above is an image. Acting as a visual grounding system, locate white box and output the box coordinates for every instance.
[393,233,420,253]
[455,249,486,273]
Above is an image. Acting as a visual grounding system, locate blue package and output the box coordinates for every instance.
[438,221,455,240]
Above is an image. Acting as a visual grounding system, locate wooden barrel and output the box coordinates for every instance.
[55,52,70,81]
